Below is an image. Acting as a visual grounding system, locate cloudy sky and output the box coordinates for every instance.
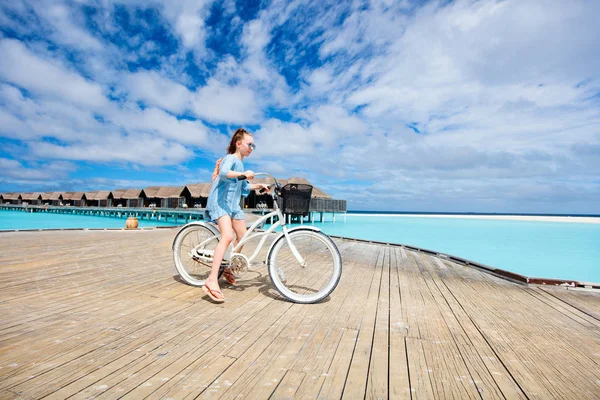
[0,0,599,213]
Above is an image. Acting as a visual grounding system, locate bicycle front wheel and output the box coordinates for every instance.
[173,223,219,286]
[267,229,342,304]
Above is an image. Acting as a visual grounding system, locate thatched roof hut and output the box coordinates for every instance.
[85,190,113,207]
[62,192,86,201]
[1,192,21,204]
[185,183,212,198]
[40,192,63,205]
[112,189,145,207]
[20,192,43,205]
[85,190,113,200]
[182,183,212,208]
[2,193,21,200]
[21,192,43,199]
[46,192,63,201]
[61,192,87,206]
[144,186,187,208]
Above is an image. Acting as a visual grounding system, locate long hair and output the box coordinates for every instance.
[213,128,251,181]
[227,128,250,154]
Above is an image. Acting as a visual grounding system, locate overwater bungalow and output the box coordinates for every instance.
[184,183,212,208]
[1,192,22,205]
[112,189,145,208]
[20,192,43,206]
[43,192,63,206]
[144,186,187,208]
[85,190,114,207]
[61,192,87,207]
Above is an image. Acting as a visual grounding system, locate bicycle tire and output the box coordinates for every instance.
[173,223,220,286]
[267,229,342,303]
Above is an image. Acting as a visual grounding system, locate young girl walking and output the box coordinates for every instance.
[203,128,270,302]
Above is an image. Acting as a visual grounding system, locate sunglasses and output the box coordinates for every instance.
[247,142,256,151]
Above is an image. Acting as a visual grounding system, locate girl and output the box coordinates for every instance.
[203,128,270,302]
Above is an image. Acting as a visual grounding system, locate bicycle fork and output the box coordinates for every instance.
[282,227,306,267]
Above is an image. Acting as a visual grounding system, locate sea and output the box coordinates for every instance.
[1,209,599,283]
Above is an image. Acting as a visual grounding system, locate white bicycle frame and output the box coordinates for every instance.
[210,173,315,267]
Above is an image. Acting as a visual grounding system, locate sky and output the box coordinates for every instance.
[0,0,599,214]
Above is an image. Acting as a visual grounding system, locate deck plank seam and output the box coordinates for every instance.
[537,287,600,323]
[524,288,600,332]
[436,278,531,400]
[412,252,484,399]
[340,248,384,399]
[419,255,502,399]
[361,249,384,400]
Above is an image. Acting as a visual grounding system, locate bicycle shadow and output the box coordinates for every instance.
[171,270,331,304]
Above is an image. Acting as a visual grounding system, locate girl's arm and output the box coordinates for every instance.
[218,156,254,180]
[225,170,255,179]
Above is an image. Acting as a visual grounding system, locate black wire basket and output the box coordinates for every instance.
[279,184,313,216]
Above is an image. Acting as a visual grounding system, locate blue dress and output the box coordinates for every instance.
[205,154,251,221]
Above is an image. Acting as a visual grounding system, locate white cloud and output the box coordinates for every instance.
[192,78,262,124]
[0,39,107,109]
[0,158,75,182]
[29,133,192,166]
[107,105,213,146]
[124,70,192,113]
[44,2,104,51]
[175,13,205,49]
[155,0,213,53]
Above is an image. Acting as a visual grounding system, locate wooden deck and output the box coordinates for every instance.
[0,229,598,399]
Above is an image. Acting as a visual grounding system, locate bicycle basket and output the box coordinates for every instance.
[279,184,313,216]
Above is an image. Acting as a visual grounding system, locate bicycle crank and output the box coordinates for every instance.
[229,253,250,277]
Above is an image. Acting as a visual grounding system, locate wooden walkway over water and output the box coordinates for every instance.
[0,229,598,399]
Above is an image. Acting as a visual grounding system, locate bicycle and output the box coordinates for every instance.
[172,173,342,304]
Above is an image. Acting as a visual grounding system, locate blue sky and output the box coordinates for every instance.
[0,0,599,214]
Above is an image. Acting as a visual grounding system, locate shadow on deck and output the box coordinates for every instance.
[0,229,598,399]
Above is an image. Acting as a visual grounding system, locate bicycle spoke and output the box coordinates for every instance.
[173,225,219,286]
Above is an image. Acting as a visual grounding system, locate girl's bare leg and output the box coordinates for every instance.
[231,218,247,251]
[205,216,234,299]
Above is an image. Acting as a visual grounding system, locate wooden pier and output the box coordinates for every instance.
[1,204,348,226]
[0,204,205,225]
[0,228,598,399]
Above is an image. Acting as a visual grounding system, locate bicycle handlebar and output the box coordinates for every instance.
[237,173,280,194]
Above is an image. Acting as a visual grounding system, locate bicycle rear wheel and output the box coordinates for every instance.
[172,223,220,286]
[267,229,342,303]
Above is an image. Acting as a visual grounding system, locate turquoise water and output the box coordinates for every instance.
[2,210,598,283]
[0,210,177,229]
[288,215,600,283]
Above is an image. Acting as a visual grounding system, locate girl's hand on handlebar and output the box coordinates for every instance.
[255,184,272,194]
[243,170,255,180]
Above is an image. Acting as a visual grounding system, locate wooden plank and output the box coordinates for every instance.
[533,287,600,328]
[270,369,306,400]
[420,339,480,399]
[422,258,526,399]
[341,249,383,399]
[405,337,435,399]
[388,247,411,399]
[317,328,359,400]
[366,247,390,399]
[234,258,364,400]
